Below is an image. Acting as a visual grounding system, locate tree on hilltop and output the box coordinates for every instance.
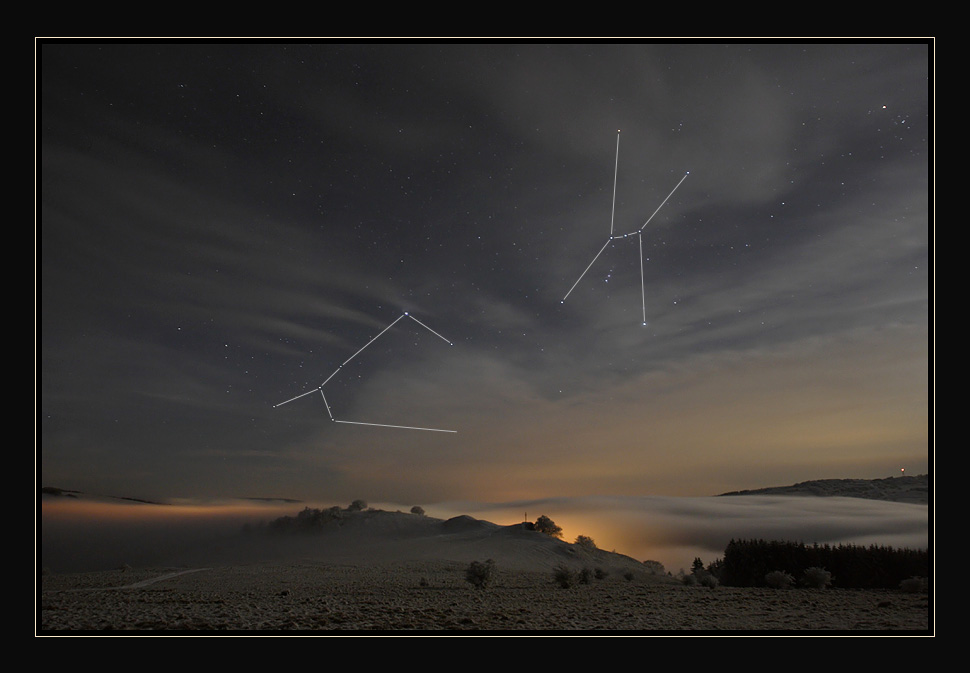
[534,515,563,538]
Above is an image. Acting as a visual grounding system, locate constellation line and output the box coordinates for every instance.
[320,389,334,420]
[639,233,646,325]
[639,172,689,232]
[274,387,321,408]
[341,314,405,367]
[406,313,454,345]
[274,311,456,433]
[560,133,688,324]
[562,238,612,302]
[610,131,620,236]
[334,420,457,433]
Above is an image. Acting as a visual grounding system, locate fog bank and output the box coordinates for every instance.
[40,493,929,575]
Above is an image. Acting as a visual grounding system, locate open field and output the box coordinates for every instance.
[39,562,930,633]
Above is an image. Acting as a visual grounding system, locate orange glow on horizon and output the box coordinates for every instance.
[40,496,298,524]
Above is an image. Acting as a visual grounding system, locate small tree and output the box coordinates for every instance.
[534,515,563,538]
[465,559,495,591]
[348,499,367,512]
[574,535,597,550]
[802,566,833,589]
[899,576,928,594]
[765,570,795,589]
[553,564,574,588]
[698,572,719,589]
[410,505,425,515]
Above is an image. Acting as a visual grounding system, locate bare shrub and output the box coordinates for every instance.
[553,564,574,588]
[802,566,833,589]
[698,572,719,588]
[465,559,495,591]
[765,570,795,589]
[899,576,928,593]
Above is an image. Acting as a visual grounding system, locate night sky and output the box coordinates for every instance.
[39,41,931,565]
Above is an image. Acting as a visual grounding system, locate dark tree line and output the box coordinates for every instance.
[247,500,372,534]
[264,505,348,533]
[718,538,929,589]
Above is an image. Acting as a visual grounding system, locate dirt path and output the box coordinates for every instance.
[62,568,212,592]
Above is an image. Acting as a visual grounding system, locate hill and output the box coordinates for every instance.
[165,507,666,580]
[718,474,929,504]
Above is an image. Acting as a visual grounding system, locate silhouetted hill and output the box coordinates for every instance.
[719,474,928,504]
[208,508,661,577]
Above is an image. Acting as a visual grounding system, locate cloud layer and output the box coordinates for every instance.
[40,42,930,508]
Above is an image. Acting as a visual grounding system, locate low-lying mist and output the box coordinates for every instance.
[442,494,929,573]
[40,493,929,575]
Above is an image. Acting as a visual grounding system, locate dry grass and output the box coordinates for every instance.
[39,562,930,632]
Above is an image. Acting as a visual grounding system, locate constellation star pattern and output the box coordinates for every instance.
[562,130,689,325]
[274,312,457,433]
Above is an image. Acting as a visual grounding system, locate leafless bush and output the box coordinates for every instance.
[802,566,833,589]
[553,564,574,588]
[765,570,795,589]
[465,559,495,591]
[899,576,928,593]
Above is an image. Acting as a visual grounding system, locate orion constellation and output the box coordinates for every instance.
[561,130,689,325]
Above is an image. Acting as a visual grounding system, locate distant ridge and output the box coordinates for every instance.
[40,486,166,505]
[719,474,929,504]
